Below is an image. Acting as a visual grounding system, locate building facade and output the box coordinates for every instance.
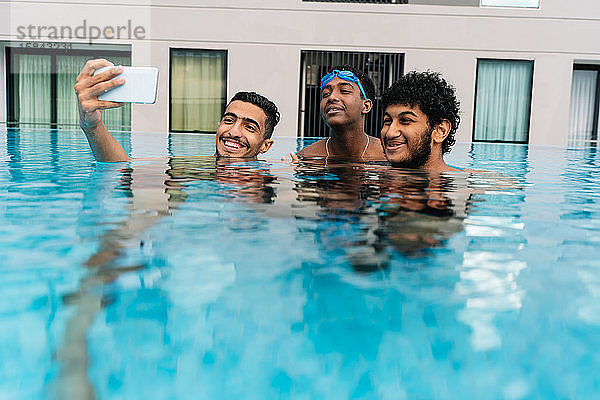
[1,0,599,147]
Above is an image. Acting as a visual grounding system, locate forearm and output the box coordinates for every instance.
[76,60,130,162]
[81,119,130,162]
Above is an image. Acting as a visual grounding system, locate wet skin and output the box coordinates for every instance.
[320,76,370,129]
[215,100,273,159]
[380,103,433,168]
[296,76,385,160]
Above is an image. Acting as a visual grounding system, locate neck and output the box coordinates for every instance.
[328,123,369,155]
[421,148,451,172]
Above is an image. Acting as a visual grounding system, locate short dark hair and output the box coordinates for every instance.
[330,65,376,101]
[382,71,460,155]
[228,91,280,139]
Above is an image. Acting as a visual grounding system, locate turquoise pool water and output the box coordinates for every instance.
[1,128,600,399]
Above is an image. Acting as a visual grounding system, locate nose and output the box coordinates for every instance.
[225,120,244,137]
[381,120,400,139]
[328,89,341,102]
[388,119,403,133]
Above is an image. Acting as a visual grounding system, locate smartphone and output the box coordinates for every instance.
[94,66,159,104]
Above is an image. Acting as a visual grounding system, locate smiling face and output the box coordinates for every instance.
[320,76,371,128]
[215,100,273,159]
[381,103,434,169]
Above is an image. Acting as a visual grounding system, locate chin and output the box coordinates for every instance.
[386,154,410,168]
[385,153,402,165]
[324,115,348,126]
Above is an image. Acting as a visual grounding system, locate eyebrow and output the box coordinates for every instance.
[384,111,419,118]
[222,112,261,128]
[322,82,356,91]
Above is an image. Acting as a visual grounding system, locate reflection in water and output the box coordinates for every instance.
[292,160,474,271]
[53,156,279,399]
[290,161,483,398]
[7,131,600,397]
[2,135,521,398]
[292,160,387,272]
[456,144,529,352]
[166,157,277,204]
[376,170,468,256]
[54,156,488,398]
[563,148,600,326]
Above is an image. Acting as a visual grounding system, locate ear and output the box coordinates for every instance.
[362,99,373,114]
[259,139,274,154]
[432,119,451,144]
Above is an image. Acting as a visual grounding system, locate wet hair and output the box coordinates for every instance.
[228,91,280,139]
[382,71,460,155]
[330,65,376,101]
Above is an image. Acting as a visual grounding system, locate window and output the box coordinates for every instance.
[170,49,227,133]
[303,0,406,3]
[299,50,403,137]
[303,0,539,6]
[303,0,482,5]
[302,0,479,7]
[480,0,539,8]
[6,46,131,130]
[473,59,534,143]
[568,65,600,145]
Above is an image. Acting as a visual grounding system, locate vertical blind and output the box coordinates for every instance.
[56,55,131,130]
[170,49,227,133]
[568,69,599,143]
[9,51,131,130]
[15,54,52,128]
[473,59,533,143]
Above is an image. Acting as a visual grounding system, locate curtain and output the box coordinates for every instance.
[56,55,93,129]
[16,54,52,128]
[99,56,132,131]
[568,69,598,142]
[171,50,226,132]
[56,55,131,130]
[474,60,533,142]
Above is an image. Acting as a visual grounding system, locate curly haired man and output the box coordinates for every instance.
[380,71,463,172]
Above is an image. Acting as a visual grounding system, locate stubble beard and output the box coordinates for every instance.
[391,127,433,170]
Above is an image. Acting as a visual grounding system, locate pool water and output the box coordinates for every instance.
[1,128,600,399]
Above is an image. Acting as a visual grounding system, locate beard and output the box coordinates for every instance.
[391,127,433,169]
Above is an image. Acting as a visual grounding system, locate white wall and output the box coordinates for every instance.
[529,55,574,147]
[404,50,477,145]
[2,0,600,145]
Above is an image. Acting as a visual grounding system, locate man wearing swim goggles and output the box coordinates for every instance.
[295,66,386,161]
[321,69,369,100]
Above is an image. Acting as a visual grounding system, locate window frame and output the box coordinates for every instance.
[5,46,131,129]
[472,57,535,144]
[479,0,540,9]
[572,63,600,142]
[168,47,228,134]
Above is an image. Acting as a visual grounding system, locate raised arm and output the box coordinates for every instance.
[75,59,130,162]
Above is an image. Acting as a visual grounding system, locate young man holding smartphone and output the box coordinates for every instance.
[75,59,280,162]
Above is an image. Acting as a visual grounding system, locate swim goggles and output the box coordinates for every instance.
[320,70,369,100]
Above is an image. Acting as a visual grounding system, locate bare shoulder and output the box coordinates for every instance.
[297,139,327,157]
[364,136,386,161]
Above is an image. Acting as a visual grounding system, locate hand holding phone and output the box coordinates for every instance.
[93,66,159,104]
